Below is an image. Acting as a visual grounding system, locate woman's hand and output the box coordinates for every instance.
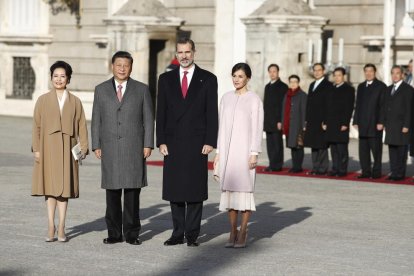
[34,152,40,163]
[214,154,219,168]
[249,155,258,170]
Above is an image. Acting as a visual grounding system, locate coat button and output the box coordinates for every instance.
[118,122,121,125]
[118,136,121,139]
[118,108,121,111]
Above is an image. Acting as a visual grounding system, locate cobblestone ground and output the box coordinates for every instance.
[0,116,413,276]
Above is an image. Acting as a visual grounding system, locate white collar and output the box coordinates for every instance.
[180,64,195,75]
[335,82,344,88]
[393,79,403,90]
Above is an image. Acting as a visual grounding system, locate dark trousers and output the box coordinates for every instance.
[266,131,284,170]
[359,136,383,177]
[388,145,408,178]
[311,148,329,173]
[170,201,203,243]
[105,188,141,240]
[329,143,349,174]
[291,147,304,170]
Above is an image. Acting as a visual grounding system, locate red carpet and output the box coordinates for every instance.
[146,160,414,186]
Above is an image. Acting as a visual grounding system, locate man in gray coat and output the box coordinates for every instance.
[91,51,154,245]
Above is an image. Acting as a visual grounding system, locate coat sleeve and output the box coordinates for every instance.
[32,97,42,153]
[156,75,167,147]
[353,85,362,125]
[204,75,219,148]
[301,93,307,128]
[142,85,155,149]
[91,87,101,151]
[343,87,355,126]
[250,97,264,153]
[403,87,413,129]
[378,85,387,125]
[216,97,224,153]
[78,101,89,155]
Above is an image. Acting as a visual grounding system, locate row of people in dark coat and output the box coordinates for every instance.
[263,62,414,181]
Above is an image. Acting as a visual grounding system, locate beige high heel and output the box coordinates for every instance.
[45,226,56,242]
[225,230,239,248]
[57,225,68,242]
[234,230,248,248]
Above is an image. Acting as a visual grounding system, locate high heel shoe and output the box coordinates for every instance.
[224,230,238,248]
[45,226,56,242]
[57,225,68,242]
[234,230,248,248]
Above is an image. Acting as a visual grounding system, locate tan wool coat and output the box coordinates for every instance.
[32,90,89,198]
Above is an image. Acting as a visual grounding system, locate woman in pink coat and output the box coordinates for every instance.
[214,63,264,248]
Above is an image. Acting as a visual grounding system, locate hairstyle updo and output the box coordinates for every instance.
[231,63,252,79]
[50,61,73,83]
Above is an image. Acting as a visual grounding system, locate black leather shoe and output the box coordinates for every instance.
[103,237,123,244]
[337,172,347,177]
[187,241,200,247]
[385,176,395,181]
[126,238,142,245]
[371,174,382,179]
[291,169,303,173]
[262,167,282,172]
[314,171,327,175]
[164,238,184,246]
[356,174,370,179]
[393,176,404,181]
[306,171,316,175]
[327,171,338,177]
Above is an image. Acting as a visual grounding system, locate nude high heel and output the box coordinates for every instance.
[234,230,248,248]
[225,230,238,248]
[45,226,56,242]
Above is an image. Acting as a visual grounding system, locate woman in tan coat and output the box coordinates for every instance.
[32,61,88,242]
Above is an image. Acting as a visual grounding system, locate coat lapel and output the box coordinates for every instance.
[46,89,62,135]
[61,91,75,136]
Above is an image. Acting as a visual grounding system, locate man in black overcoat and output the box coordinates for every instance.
[383,65,414,181]
[352,64,386,179]
[156,38,218,246]
[304,63,333,175]
[323,67,355,177]
[263,63,288,172]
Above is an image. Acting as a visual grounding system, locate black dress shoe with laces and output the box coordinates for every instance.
[126,238,142,245]
[103,237,123,244]
[262,167,282,172]
[164,238,184,246]
[187,241,200,247]
[356,174,370,179]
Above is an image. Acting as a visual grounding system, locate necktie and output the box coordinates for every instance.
[391,85,396,96]
[182,71,188,98]
[117,84,123,102]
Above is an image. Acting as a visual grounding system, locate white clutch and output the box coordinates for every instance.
[213,160,220,182]
[71,142,82,161]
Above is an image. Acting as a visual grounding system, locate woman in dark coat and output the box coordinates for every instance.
[323,67,355,177]
[282,75,307,173]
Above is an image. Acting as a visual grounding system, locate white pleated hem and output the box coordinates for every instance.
[219,191,256,211]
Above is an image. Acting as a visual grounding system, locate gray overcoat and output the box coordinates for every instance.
[91,77,154,189]
[282,90,307,148]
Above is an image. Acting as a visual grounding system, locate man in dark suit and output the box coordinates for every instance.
[263,64,288,172]
[156,38,218,247]
[304,63,333,175]
[353,64,386,179]
[323,67,355,177]
[383,65,414,181]
[91,51,154,245]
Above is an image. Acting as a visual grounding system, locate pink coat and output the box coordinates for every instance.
[217,91,264,192]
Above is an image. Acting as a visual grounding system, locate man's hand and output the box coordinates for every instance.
[94,149,102,159]
[277,122,282,130]
[143,148,152,159]
[322,123,327,131]
[34,151,40,163]
[202,145,213,155]
[377,124,384,131]
[402,127,409,133]
[340,125,348,131]
[159,144,169,156]
[249,155,258,170]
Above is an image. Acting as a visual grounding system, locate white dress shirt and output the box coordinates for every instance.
[366,80,373,87]
[393,79,403,91]
[313,77,324,91]
[57,89,68,115]
[114,79,127,97]
[180,64,195,88]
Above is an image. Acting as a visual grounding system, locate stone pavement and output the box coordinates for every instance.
[0,115,414,276]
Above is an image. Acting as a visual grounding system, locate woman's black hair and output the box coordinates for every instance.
[288,74,300,82]
[231,62,252,78]
[50,61,73,83]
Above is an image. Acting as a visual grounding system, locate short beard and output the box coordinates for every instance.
[180,60,194,68]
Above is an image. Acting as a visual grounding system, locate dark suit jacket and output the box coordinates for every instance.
[325,82,355,143]
[383,81,414,146]
[263,79,288,132]
[353,79,386,138]
[156,65,218,202]
[304,77,333,149]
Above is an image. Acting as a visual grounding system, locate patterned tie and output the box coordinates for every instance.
[182,71,188,98]
[117,84,123,102]
[391,84,396,96]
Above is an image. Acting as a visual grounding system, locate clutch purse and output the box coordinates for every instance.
[297,130,304,148]
[213,160,220,182]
